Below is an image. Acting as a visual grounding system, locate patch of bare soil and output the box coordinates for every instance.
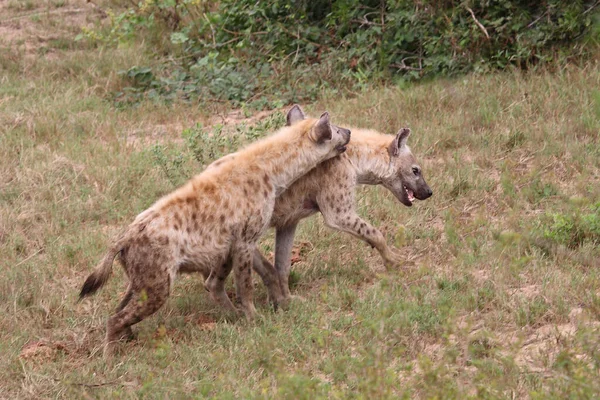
[125,123,187,148]
[20,340,69,362]
[514,310,600,372]
[184,313,217,331]
[471,269,489,284]
[512,284,541,299]
[209,109,274,127]
[515,323,576,372]
[0,0,105,57]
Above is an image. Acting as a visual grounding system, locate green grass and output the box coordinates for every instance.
[1,2,600,398]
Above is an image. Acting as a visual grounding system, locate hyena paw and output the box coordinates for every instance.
[384,249,411,269]
[272,294,305,311]
[290,294,306,302]
[286,294,307,305]
[241,304,258,321]
[120,327,136,342]
[267,291,286,310]
[103,341,117,360]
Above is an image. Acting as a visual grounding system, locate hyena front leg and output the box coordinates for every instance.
[231,241,258,320]
[274,224,298,301]
[320,206,404,269]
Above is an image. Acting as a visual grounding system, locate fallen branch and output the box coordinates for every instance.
[276,23,323,49]
[25,371,127,390]
[14,237,60,268]
[390,56,424,71]
[48,375,124,389]
[583,0,600,15]
[527,10,549,29]
[203,13,216,48]
[465,6,490,40]
[68,379,123,388]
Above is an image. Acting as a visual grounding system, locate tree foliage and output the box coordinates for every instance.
[89,0,600,106]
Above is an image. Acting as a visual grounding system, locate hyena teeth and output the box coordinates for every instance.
[403,185,415,202]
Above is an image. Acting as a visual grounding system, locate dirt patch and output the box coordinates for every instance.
[514,323,576,372]
[1,1,104,40]
[471,269,489,284]
[512,284,540,299]
[126,123,187,148]
[20,340,69,362]
[185,313,217,331]
[0,0,105,57]
[209,109,274,127]
[514,317,600,372]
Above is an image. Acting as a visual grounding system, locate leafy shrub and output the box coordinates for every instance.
[523,177,559,204]
[150,110,287,183]
[182,110,286,164]
[538,202,600,248]
[84,0,600,106]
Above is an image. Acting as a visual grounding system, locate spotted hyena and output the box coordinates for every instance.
[256,124,432,304]
[79,106,351,355]
[208,112,432,306]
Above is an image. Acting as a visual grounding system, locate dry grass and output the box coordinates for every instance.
[1,1,600,398]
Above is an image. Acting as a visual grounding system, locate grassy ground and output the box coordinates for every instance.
[2,1,600,398]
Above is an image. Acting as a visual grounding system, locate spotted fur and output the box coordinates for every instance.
[78,106,351,356]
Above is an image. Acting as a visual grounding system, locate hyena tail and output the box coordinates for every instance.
[78,241,124,301]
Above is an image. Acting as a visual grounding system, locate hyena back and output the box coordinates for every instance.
[79,107,350,355]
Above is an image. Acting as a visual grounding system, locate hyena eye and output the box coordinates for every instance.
[412,167,420,175]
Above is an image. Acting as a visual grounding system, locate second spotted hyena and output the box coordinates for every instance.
[79,106,350,354]
[256,122,433,303]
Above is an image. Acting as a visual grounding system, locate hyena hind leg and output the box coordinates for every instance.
[113,286,136,342]
[231,242,258,320]
[205,258,239,315]
[104,272,170,358]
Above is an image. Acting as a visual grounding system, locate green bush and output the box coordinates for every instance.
[85,0,600,106]
[184,111,285,162]
[539,202,600,248]
[150,111,287,184]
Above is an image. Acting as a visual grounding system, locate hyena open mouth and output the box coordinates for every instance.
[403,185,416,203]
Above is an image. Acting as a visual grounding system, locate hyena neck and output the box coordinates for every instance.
[269,145,328,194]
[345,138,393,185]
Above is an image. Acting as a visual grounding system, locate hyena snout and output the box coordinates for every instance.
[341,128,351,142]
[336,128,351,153]
[416,182,433,200]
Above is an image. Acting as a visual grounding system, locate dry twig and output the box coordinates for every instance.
[465,6,490,40]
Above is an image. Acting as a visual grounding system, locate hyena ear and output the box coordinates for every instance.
[286,104,306,126]
[389,128,411,157]
[312,112,332,142]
